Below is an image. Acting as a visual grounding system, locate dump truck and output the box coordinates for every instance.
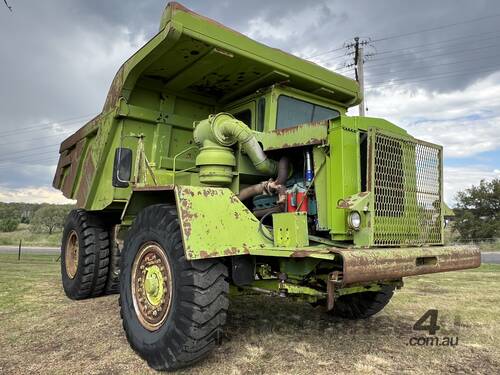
[53,2,481,371]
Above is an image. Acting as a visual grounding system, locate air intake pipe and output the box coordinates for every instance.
[193,113,278,185]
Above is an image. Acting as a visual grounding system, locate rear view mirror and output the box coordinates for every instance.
[113,148,132,187]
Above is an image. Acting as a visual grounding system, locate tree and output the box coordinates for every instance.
[29,205,72,234]
[0,218,19,232]
[453,178,500,241]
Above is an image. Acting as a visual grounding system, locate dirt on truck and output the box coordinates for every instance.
[53,2,481,371]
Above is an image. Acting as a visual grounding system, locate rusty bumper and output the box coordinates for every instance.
[329,245,481,285]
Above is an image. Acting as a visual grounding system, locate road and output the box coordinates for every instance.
[1,246,499,263]
[0,245,59,255]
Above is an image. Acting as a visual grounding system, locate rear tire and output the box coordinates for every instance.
[332,286,395,319]
[61,209,110,300]
[120,204,229,371]
[105,226,121,294]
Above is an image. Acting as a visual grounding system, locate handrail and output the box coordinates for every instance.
[172,146,199,185]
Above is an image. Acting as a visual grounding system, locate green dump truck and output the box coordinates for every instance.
[53,2,480,371]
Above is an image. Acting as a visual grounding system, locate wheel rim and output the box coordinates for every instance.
[65,230,79,279]
[131,242,173,331]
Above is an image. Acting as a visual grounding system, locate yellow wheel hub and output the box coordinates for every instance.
[131,242,173,331]
[65,230,79,279]
[144,265,164,306]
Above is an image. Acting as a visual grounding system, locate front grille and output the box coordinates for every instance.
[370,130,442,246]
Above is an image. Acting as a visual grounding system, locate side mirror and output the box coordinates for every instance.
[112,148,132,188]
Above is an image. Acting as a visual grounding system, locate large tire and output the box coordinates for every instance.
[120,204,229,371]
[332,286,395,319]
[105,226,121,295]
[61,209,110,300]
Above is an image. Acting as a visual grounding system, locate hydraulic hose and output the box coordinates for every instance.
[237,156,290,201]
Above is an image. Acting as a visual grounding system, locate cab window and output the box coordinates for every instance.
[233,109,252,127]
[276,95,339,129]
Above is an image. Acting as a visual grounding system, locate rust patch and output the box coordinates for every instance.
[337,199,353,209]
[102,66,125,113]
[59,115,101,153]
[133,185,175,192]
[272,120,328,136]
[223,247,239,256]
[199,250,219,258]
[59,140,85,198]
[75,149,96,207]
[178,197,198,240]
[329,246,481,285]
[290,250,314,258]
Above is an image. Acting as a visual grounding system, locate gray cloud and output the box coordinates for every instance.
[0,0,499,196]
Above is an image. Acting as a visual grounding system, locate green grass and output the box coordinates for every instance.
[0,225,61,247]
[0,254,499,374]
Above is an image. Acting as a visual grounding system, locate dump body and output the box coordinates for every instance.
[53,2,480,289]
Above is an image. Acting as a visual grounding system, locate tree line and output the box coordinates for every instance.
[0,178,498,240]
[0,203,74,234]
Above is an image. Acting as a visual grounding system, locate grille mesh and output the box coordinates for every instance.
[371,131,442,246]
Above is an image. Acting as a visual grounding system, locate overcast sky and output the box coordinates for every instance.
[0,0,499,205]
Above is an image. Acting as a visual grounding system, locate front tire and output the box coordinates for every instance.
[120,204,229,371]
[332,286,395,319]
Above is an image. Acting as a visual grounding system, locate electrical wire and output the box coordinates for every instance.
[0,114,93,137]
[365,66,500,89]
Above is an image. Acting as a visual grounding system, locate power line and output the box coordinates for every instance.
[0,143,61,162]
[365,66,500,89]
[364,53,500,79]
[371,14,500,43]
[308,17,500,64]
[0,114,93,137]
[0,130,72,147]
[0,149,60,164]
[335,42,500,73]
[305,45,346,59]
[0,157,60,171]
[321,31,499,65]
[369,32,499,59]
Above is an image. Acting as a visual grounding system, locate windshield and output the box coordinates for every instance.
[276,95,339,129]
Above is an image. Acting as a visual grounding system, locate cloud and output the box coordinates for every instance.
[444,166,500,205]
[0,186,75,204]
[1,0,500,205]
[362,72,500,158]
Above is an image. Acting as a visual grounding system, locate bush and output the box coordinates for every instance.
[0,219,20,232]
[29,205,72,234]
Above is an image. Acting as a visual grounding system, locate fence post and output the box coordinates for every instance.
[18,239,22,261]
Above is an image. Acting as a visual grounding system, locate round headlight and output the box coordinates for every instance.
[348,211,361,230]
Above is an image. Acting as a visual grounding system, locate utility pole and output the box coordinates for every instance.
[356,39,366,116]
[346,37,371,116]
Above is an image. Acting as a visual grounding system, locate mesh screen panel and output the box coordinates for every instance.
[371,131,442,246]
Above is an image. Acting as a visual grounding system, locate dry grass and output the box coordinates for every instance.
[0,254,499,374]
[0,225,62,247]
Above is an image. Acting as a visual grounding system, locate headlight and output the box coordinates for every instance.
[348,211,361,230]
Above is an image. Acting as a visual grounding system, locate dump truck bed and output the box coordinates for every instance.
[53,2,361,207]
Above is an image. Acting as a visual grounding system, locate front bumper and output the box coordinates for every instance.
[329,245,481,285]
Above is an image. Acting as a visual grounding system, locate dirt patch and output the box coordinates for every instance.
[0,255,499,374]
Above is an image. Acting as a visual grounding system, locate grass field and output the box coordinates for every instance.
[0,224,62,247]
[0,254,499,374]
